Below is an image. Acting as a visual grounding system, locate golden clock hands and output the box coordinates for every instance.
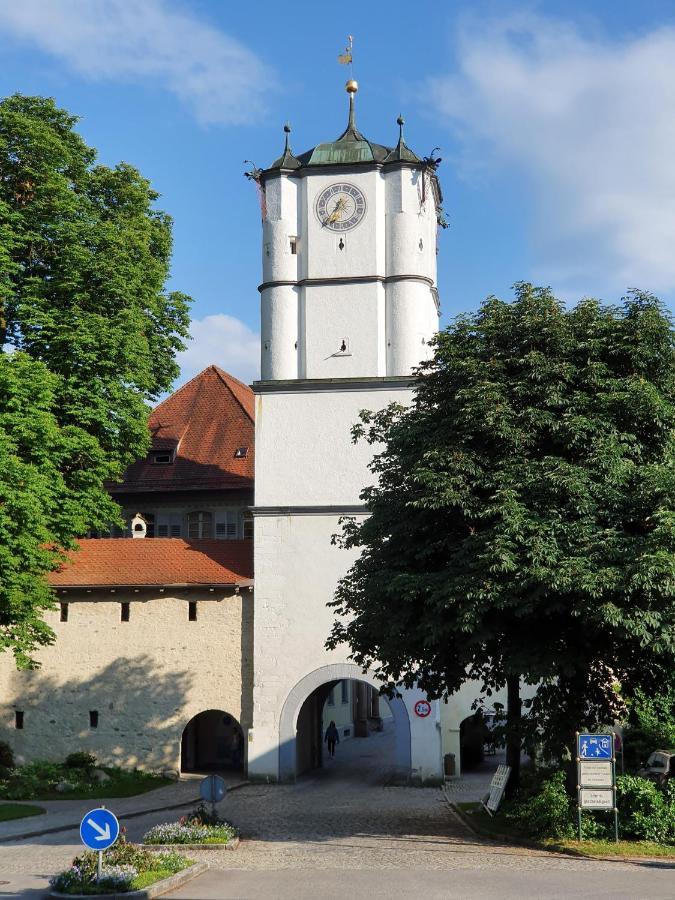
[327,197,346,223]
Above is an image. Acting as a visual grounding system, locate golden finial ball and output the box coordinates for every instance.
[345,79,359,94]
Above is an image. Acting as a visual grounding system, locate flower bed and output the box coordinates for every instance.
[49,838,192,895]
[143,804,238,846]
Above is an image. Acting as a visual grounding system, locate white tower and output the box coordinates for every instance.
[248,82,445,783]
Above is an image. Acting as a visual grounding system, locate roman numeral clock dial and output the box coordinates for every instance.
[315,182,366,231]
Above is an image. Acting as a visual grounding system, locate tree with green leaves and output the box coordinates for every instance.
[328,284,675,787]
[0,94,191,667]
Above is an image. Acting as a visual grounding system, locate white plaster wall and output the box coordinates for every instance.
[301,282,386,378]
[0,591,252,772]
[386,280,435,375]
[248,510,442,782]
[254,386,411,507]
[261,285,298,380]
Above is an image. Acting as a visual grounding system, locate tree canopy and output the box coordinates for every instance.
[0,94,191,666]
[328,284,675,762]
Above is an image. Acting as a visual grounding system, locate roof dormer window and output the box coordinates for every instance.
[234,447,248,459]
[151,450,175,465]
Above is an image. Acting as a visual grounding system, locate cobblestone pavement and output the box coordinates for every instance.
[0,729,672,898]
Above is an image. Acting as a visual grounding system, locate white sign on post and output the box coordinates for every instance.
[580,788,614,809]
[579,761,613,787]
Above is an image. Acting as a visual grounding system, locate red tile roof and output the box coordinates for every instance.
[49,538,253,587]
[113,366,254,494]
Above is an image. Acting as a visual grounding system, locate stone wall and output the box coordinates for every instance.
[0,588,253,772]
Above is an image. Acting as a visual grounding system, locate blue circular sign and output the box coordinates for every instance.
[199,774,227,803]
[79,808,120,851]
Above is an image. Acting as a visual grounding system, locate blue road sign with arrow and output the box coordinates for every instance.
[578,733,613,760]
[79,808,120,851]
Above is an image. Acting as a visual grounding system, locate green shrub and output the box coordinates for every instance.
[617,776,675,844]
[64,752,97,770]
[622,687,675,773]
[0,742,14,769]
[506,771,574,839]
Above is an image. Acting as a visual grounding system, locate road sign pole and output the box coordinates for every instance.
[97,850,102,884]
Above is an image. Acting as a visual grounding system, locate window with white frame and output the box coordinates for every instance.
[188,511,212,538]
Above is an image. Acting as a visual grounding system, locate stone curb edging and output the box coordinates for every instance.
[48,860,208,900]
[141,835,239,851]
[446,792,675,865]
[0,780,250,844]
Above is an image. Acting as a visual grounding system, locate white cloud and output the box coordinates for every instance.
[176,313,260,386]
[427,13,675,296]
[0,0,272,125]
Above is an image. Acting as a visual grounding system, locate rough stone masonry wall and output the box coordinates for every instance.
[0,589,253,772]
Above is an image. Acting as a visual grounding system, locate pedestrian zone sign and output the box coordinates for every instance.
[578,733,612,759]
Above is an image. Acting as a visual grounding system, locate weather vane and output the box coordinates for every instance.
[337,35,354,77]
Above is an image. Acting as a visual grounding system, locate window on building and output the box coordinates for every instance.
[156,513,182,538]
[15,711,24,730]
[89,710,99,729]
[188,601,197,622]
[188,511,212,539]
[151,450,175,464]
[60,602,68,623]
[327,688,335,706]
[234,447,248,459]
[215,511,238,539]
[341,680,349,704]
[120,602,130,622]
[243,514,253,541]
[290,237,297,255]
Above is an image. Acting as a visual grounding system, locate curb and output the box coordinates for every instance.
[141,836,240,851]
[48,860,208,899]
[0,780,250,844]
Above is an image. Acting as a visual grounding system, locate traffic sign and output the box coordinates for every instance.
[579,761,613,787]
[578,733,613,759]
[79,808,119,851]
[200,774,227,804]
[414,699,432,718]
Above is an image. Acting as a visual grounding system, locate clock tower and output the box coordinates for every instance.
[248,82,445,783]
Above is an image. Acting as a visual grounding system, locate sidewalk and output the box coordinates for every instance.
[0,771,247,843]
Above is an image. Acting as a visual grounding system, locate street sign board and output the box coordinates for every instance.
[200,774,227,804]
[580,788,614,810]
[579,761,613,787]
[578,733,613,759]
[80,808,120,851]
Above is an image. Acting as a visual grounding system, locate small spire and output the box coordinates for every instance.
[283,122,292,153]
[397,114,405,145]
[345,79,358,133]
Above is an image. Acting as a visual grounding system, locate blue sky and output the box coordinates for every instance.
[2,0,675,386]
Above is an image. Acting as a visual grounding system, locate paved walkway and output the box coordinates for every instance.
[0,731,672,898]
[0,771,246,843]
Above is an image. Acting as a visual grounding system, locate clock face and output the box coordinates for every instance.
[315,182,366,232]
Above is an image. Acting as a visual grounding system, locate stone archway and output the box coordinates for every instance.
[180,709,244,773]
[278,663,411,782]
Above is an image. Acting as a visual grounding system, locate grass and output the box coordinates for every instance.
[0,802,45,821]
[455,802,675,858]
[0,767,171,802]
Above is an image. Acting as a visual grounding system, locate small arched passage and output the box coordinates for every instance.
[181,709,244,774]
[279,664,411,782]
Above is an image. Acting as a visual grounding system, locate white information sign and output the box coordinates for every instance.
[580,788,614,809]
[579,761,613,787]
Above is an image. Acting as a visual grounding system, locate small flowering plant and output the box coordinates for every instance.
[49,835,191,894]
[143,803,238,845]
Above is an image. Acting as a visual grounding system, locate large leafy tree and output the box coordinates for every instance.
[0,95,191,666]
[328,284,675,783]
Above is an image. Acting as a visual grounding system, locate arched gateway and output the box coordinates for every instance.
[279,664,411,782]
